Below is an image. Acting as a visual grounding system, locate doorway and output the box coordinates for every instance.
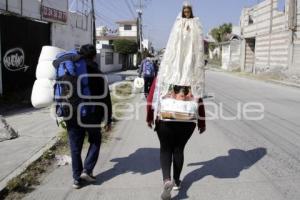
[0,15,51,97]
[244,38,256,73]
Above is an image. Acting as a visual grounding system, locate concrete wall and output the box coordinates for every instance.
[241,0,291,73]
[222,40,242,71]
[0,0,68,21]
[222,44,230,70]
[51,12,92,50]
[0,0,91,50]
[97,49,122,73]
[0,0,91,51]
[290,0,300,72]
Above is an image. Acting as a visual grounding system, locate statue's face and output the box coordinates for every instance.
[183,7,192,18]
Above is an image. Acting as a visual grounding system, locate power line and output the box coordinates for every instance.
[80,0,116,27]
[97,0,130,20]
[125,0,136,18]
[95,12,116,27]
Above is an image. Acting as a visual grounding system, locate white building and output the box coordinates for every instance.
[96,20,138,73]
[96,35,127,73]
[116,20,138,37]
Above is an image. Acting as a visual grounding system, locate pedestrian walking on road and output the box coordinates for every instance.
[139,57,156,97]
[146,1,206,199]
[53,44,112,189]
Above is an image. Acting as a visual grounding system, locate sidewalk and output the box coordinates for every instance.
[0,70,138,193]
[0,108,60,191]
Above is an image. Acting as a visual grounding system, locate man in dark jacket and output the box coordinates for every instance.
[62,44,112,189]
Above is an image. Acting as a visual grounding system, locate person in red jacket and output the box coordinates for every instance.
[148,2,206,199]
[146,78,206,199]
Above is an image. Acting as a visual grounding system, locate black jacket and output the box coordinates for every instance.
[86,61,112,125]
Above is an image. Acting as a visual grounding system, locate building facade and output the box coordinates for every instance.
[240,0,299,74]
[0,0,92,96]
[116,20,138,37]
[96,20,139,72]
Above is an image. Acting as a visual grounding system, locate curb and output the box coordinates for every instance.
[0,136,59,192]
[267,80,300,89]
[207,68,300,89]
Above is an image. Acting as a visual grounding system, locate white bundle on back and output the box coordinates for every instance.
[36,61,57,80]
[38,46,65,63]
[31,46,65,108]
[31,79,55,108]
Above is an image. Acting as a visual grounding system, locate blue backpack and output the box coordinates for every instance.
[53,50,92,119]
[143,60,155,78]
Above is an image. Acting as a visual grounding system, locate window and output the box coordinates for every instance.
[105,52,113,65]
[248,15,254,25]
[124,25,132,30]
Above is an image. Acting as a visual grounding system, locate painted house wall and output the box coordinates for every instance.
[118,25,138,37]
[241,0,291,73]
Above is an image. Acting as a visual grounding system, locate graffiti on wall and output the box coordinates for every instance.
[3,48,30,72]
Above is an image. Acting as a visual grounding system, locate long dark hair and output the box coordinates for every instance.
[182,6,194,18]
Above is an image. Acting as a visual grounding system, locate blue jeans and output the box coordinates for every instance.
[66,118,102,181]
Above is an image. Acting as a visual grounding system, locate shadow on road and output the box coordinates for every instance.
[173,148,267,200]
[95,148,160,185]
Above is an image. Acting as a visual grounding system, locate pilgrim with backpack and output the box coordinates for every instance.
[139,57,156,97]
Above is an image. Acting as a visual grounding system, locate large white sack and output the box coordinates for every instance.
[31,79,55,108]
[38,46,65,62]
[36,61,56,80]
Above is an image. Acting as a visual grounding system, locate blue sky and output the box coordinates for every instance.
[94,0,262,49]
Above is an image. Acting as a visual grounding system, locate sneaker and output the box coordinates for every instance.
[161,180,174,200]
[72,179,83,189]
[80,172,96,182]
[173,180,181,191]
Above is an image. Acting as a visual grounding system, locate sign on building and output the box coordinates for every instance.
[41,6,67,24]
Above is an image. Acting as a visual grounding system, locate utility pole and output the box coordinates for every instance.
[137,0,143,57]
[91,0,96,46]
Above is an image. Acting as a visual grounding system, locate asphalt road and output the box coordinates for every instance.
[24,71,300,200]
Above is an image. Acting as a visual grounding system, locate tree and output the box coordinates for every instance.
[113,39,138,55]
[210,23,232,43]
[113,39,138,69]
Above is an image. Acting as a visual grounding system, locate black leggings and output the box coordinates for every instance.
[144,77,154,95]
[156,121,196,182]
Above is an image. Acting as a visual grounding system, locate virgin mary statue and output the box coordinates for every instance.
[157,0,205,99]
